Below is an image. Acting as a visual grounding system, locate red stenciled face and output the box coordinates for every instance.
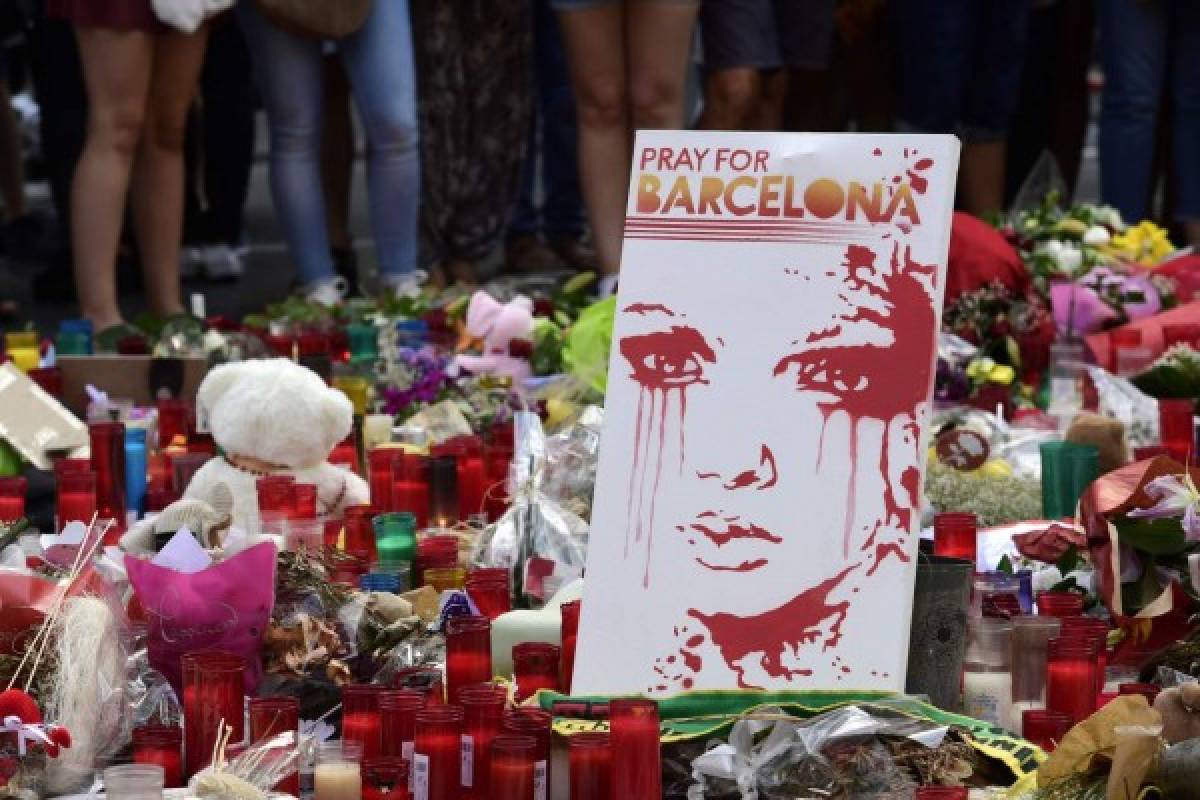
[617,241,938,692]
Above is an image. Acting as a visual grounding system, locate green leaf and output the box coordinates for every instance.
[1056,544,1081,576]
[996,554,1015,575]
[1120,554,1162,616]
[1048,575,1080,594]
[1113,517,1189,556]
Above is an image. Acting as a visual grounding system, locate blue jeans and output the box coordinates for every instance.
[237,0,419,284]
[891,0,1031,142]
[1099,0,1200,224]
[509,0,584,240]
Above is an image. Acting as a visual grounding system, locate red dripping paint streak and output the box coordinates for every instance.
[635,389,657,545]
[626,389,646,558]
[913,157,933,170]
[872,148,882,156]
[687,565,858,689]
[905,170,928,194]
[644,388,669,587]
[624,302,676,317]
[843,418,857,558]
[679,389,688,474]
[681,648,702,673]
[696,557,770,573]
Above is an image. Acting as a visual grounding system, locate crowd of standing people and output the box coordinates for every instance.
[0,0,1197,337]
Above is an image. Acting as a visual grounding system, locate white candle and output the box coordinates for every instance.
[315,761,361,800]
[963,669,1013,730]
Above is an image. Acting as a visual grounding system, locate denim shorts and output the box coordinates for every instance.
[551,0,697,10]
[701,0,836,72]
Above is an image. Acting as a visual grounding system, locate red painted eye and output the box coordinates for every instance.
[620,327,716,390]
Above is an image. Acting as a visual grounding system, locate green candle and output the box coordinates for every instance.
[373,512,417,567]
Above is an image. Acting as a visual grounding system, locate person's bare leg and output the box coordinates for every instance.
[750,69,787,131]
[699,68,761,130]
[131,26,209,318]
[960,139,1007,217]
[321,55,355,253]
[627,1,698,129]
[72,27,154,330]
[0,81,26,220]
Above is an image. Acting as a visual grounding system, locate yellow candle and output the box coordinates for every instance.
[315,761,361,800]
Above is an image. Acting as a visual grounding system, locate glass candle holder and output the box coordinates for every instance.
[1060,616,1111,701]
[415,535,458,587]
[428,454,458,527]
[369,449,399,512]
[125,427,148,517]
[103,764,164,799]
[0,476,26,523]
[609,699,662,800]
[256,474,295,516]
[316,741,362,800]
[1046,637,1100,724]
[132,725,183,788]
[343,684,385,759]
[513,642,561,702]
[932,512,977,564]
[380,688,425,761]
[465,569,511,620]
[362,756,410,800]
[568,732,611,800]
[915,788,968,800]
[459,683,508,799]
[414,705,464,800]
[374,511,418,567]
[560,600,581,693]
[489,735,536,800]
[424,566,466,592]
[501,708,552,800]
[56,471,96,528]
[340,504,376,558]
[1012,616,1062,708]
[963,618,1013,730]
[392,667,445,706]
[156,398,191,450]
[90,420,127,524]
[446,616,492,702]
[170,452,211,494]
[392,453,430,528]
[1037,592,1084,618]
[1021,709,1072,752]
[1158,399,1195,462]
[433,435,486,522]
[291,483,317,519]
[250,696,301,795]
[182,651,245,779]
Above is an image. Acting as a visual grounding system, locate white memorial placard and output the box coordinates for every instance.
[574,132,960,695]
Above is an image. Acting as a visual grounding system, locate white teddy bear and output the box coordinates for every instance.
[178,358,369,534]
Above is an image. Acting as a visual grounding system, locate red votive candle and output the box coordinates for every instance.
[501,708,552,800]
[89,421,126,525]
[1037,592,1084,618]
[1059,616,1111,697]
[433,436,486,521]
[183,651,245,779]
[343,504,378,559]
[1021,709,1072,752]
[380,689,425,760]
[393,453,430,528]
[414,705,464,800]
[1046,637,1100,724]
[465,568,511,620]
[415,535,459,587]
[363,756,411,800]
[1158,398,1195,462]
[56,471,96,528]
[369,449,399,512]
[249,696,300,795]
[0,476,26,523]
[156,398,191,450]
[28,366,63,398]
[343,684,385,759]
[489,735,536,800]
[445,616,492,703]
[513,642,561,702]
[132,725,183,788]
[458,683,507,800]
[292,483,317,520]
[568,732,611,800]
[609,698,662,800]
[932,512,977,564]
[560,600,581,693]
[484,439,513,521]
[915,788,968,800]
[256,475,295,516]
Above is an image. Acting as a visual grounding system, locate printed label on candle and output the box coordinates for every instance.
[461,734,474,787]
[404,741,415,792]
[534,759,547,800]
[413,753,429,800]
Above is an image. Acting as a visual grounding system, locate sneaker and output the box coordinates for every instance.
[179,247,204,280]
[379,269,428,299]
[200,245,244,281]
[332,246,359,296]
[304,275,349,306]
[597,273,619,298]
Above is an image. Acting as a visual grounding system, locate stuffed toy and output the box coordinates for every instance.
[456,291,534,385]
[1066,412,1129,475]
[1154,683,1200,745]
[155,359,368,534]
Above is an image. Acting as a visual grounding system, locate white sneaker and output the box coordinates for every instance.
[201,245,244,281]
[179,247,204,280]
[597,273,619,298]
[379,269,428,299]
[304,275,349,306]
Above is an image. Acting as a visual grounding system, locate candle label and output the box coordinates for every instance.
[534,759,547,800]
[413,753,429,800]
[461,734,474,787]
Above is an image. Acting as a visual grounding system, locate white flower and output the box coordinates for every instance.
[1039,239,1083,274]
[1095,205,1126,231]
[1032,566,1064,594]
[1083,225,1111,247]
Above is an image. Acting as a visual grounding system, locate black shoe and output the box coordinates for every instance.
[333,246,359,296]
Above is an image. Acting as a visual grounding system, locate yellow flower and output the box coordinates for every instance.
[966,358,1014,385]
[1109,220,1176,266]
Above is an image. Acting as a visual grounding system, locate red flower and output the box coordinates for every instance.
[1014,524,1087,563]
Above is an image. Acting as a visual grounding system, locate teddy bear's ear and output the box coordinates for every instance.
[320,385,355,453]
[465,290,504,338]
[196,361,250,431]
